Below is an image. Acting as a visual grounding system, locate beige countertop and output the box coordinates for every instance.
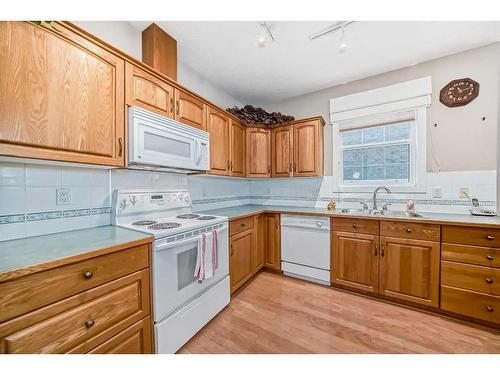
[198,204,500,228]
[0,226,153,282]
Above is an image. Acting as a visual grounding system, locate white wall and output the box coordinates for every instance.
[261,43,500,176]
[76,21,242,109]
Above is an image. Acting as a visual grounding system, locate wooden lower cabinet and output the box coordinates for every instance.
[0,243,153,354]
[331,219,440,308]
[379,236,440,307]
[254,215,266,271]
[331,231,379,293]
[229,228,255,293]
[88,316,152,354]
[264,214,281,271]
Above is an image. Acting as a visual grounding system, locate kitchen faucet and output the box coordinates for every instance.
[373,186,392,212]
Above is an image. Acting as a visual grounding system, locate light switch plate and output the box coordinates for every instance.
[459,187,470,199]
[57,188,71,205]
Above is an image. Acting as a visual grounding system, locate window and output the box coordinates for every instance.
[340,120,415,186]
[330,77,431,192]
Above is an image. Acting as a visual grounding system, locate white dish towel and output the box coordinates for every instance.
[194,230,218,281]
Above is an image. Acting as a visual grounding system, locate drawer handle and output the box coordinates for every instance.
[406,228,412,233]
[352,223,357,228]
[85,319,95,328]
[240,223,246,227]
[485,305,494,313]
[486,255,495,261]
[487,235,495,240]
[82,271,93,280]
[485,278,494,284]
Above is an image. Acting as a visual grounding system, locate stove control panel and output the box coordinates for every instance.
[113,190,191,215]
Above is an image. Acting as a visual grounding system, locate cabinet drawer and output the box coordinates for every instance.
[0,270,150,353]
[87,316,152,354]
[0,244,149,323]
[441,243,500,268]
[332,218,379,235]
[441,285,500,324]
[441,261,500,296]
[230,216,255,236]
[380,220,440,241]
[442,225,500,248]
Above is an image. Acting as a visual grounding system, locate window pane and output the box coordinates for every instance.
[363,165,385,180]
[362,127,384,144]
[343,166,362,180]
[386,164,409,180]
[342,129,362,146]
[363,147,385,165]
[343,149,363,166]
[385,144,409,164]
[385,122,410,141]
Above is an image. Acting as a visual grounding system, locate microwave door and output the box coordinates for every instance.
[137,122,198,169]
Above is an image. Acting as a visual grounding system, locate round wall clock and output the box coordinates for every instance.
[439,78,479,107]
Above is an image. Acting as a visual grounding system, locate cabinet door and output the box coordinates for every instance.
[272,125,293,177]
[332,231,379,293]
[229,119,246,177]
[264,214,281,271]
[246,128,271,178]
[125,62,174,118]
[0,21,125,166]
[88,316,152,354]
[174,88,206,131]
[293,120,323,177]
[207,106,229,175]
[230,229,254,293]
[254,214,266,272]
[379,236,440,307]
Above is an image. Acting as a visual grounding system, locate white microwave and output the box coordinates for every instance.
[128,106,210,173]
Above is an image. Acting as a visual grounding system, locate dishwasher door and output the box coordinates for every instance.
[281,214,331,284]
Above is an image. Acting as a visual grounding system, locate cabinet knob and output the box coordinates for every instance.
[85,319,95,328]
[82,271,93,280]
[406,228,412,233]
[487,235,495,240]
[485,305,494,313]
[486,255,495,261]
[485,278,494,284]
[352,223,357,228]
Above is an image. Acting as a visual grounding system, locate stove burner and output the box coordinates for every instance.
[148,222,182,230]
[176,214,200,219]
[198,216,217,221]
[132,220,157,226]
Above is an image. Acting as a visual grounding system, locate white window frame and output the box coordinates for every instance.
[330,77,431,193]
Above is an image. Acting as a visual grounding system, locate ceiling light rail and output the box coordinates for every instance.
[309,21,356,40]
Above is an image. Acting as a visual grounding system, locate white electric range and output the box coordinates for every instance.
[112,189,230,354]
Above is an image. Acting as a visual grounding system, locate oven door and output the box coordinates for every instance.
[152,226,229,322]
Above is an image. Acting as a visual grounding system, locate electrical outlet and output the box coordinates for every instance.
[459,187,470,199]
[57,188,71,205]
[432,188,442,198]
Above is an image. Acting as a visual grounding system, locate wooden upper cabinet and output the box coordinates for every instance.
[0,21,125,166]
[331,231,379,293]
[272,125,293,177]
[125,62,174,118]
[293,119,324,177]
[207,106,229,175]
[246,128,271,178]
[174,88,206,131]
[229,119,246,177]
[379,236,440,307]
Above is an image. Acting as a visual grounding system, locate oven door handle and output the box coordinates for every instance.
[155,226,227,253]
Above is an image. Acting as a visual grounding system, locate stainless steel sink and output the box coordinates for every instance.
[338,208,427,219]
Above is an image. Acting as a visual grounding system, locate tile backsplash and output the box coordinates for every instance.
[0,160,496,241]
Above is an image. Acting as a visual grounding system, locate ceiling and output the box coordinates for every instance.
[129,21,500,105]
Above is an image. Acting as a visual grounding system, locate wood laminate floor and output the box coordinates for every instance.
[179,272,500,354]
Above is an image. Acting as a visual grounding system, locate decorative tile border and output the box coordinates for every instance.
[0,207,111,225]
[192,195,496,207]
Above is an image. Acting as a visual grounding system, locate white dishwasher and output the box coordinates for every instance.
[281,214,331,285]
